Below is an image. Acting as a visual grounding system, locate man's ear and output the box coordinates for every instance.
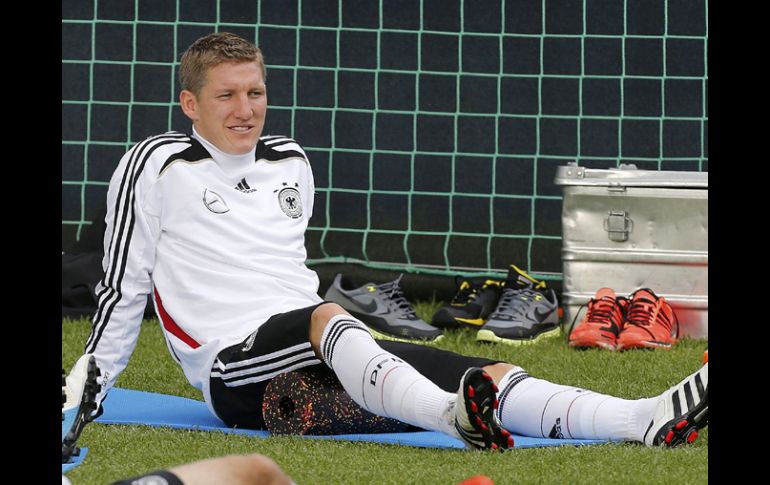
[179,90,198,121]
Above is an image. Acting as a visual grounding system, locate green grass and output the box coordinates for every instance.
[63,302,707,484]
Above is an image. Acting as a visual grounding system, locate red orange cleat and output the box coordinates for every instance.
[568,288,626,350]
[617,288,679,351]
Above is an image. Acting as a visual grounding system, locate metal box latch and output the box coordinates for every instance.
[603,211,632,242]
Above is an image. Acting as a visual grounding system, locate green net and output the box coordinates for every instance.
[62,0,708,280]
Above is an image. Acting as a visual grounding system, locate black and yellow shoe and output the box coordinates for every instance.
[431,277,502,329]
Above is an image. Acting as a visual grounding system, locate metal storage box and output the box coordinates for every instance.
[555,164,708,339]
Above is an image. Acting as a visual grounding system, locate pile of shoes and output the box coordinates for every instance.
[568,288,679,351]
[432,265,561,346]
[324,265,561,346]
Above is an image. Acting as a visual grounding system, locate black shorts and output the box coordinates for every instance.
[209,303,498,429]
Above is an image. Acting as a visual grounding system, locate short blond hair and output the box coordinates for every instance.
[179,32,265,96]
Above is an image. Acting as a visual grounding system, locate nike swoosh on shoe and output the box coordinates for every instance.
[532,306,554,322]
[351,297,391,315]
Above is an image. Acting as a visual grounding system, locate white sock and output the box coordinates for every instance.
[496,367,657,442]
[319,314,457,436]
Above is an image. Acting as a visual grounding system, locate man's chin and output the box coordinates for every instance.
[227,138,259,155]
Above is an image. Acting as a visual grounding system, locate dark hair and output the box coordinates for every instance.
[179,32,265,95]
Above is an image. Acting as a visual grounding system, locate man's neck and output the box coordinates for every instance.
[192,127,257,175]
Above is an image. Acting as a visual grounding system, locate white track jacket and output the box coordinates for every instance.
[83,131,323,413]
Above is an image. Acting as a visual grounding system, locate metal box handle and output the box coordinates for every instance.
[603,211,632,242]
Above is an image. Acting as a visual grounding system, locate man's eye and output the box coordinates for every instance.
[218,94,231,99]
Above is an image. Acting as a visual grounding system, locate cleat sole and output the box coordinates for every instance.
[455,368,514,452]
[652,386,708,447]
[62,356,102,463]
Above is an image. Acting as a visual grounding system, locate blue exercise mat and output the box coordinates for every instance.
[97,388,610,449]
[62,448,88,474]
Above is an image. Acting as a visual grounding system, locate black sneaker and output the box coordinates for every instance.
[324,274,444,343]
[431,277,502,329]
[62,354,101,463]
[476,265,561,345]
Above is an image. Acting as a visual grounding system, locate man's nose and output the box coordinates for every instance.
[234,95,253,119]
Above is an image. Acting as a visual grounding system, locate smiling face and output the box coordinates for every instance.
[179,61,267,155]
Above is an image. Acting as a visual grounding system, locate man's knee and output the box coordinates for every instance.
[309,303,350,351]
[311,302,349,324]
[482,362,517,384]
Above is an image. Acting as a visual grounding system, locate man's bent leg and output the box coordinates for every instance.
[309,303,511,450]
[310,303,455,434]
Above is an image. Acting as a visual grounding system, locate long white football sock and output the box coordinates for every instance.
[495,367,657,442]
[319,314,456,436]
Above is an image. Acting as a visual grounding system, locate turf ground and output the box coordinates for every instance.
[62,301,708,484]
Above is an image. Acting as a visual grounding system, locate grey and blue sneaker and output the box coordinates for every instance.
[476,265,561,345]
[62,354,101,463]
[324,274,444,343]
